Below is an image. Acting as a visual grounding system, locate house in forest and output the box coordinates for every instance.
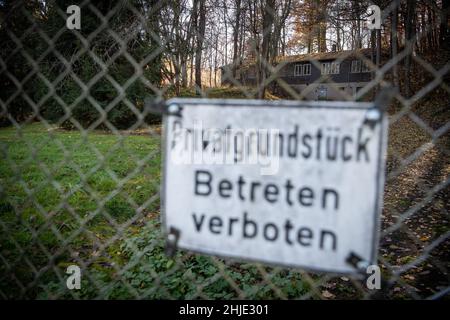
[221,48,383,100]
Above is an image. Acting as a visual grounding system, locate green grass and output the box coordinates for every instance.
[0,123,161,298]
[166,86,281,100]
[0,122,309,299]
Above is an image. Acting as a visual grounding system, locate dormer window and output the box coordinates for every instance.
[351,60,371,73]
[321,62,340,75]
[361,61,370,72]
[294,63,311,76]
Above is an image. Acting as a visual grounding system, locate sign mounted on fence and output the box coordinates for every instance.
[161,98,388,274]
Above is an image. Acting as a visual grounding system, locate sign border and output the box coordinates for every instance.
[161,98,387,276]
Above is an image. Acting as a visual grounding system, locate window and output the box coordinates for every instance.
[361,61,370,72]
[351,60,361,73]
[303,63,311,75]
[294,63,311,76]
[321,62,340,75]
[331,62,340,74]
[321,63,330,74]
[351,60,371,73]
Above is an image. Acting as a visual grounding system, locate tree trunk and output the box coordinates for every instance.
[214,34,218,87]
[209,52,212,87]
[441,0,450,50]
[232,0,241,78]
[181,57,187,88]
[189,53,194,87]
[352,0,362,49]
[190,0,198,88]
[391,5,399,87]
[257,0,275,99]
[195,0,206,94]
[239,10,245,60]
[376,28,381,94]
[307,31,312,53]
[336,16,341,51]
[427,6,433,50]
[431,7,438,48]
[224,0,228,66]
[405,0,416,98]
[371,30,376,63]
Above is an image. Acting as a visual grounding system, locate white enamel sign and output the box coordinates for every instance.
[162,98,387,274]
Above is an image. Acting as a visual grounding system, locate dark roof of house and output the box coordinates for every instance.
[275,48,373,63]
[221,48,389,71]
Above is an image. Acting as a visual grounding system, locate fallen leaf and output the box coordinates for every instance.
[322,290,335,299]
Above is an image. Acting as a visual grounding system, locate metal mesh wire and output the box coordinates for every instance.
[0,0,448,300]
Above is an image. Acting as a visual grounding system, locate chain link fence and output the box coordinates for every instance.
[0,0,449,300]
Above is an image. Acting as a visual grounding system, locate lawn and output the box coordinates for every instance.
[0,121,310,299]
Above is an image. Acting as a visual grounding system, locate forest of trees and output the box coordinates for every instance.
[155,0,449,98]
[0,0,449,127]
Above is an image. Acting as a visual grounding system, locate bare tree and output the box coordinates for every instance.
[257,0,276,99]
[194,0,207,93]
[232,0,242,78]
[271,0,292,59]
[391,3,399,87]
[404,0,416,97]
[441,0,450,50]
